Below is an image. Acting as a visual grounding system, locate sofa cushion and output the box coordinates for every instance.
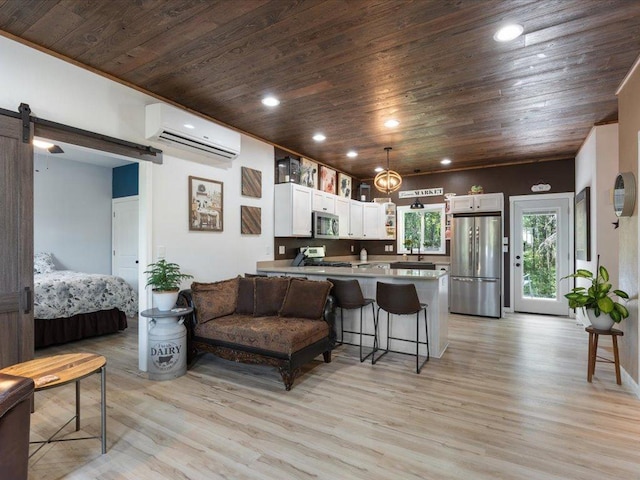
[235,277,255,315]
[254,277,290,316]
[194,315,330,355]
[191,277,240,324]
[280,278,332,320]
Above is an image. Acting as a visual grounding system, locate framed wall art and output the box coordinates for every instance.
[320,165,337,194]
[241,166,262,198]
[300,157,319,189]
[241,206,261,235]
[189,176,223,231]
[338,172,352,198]
[575,186,590,261]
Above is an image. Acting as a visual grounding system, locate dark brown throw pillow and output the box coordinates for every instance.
[235,277,256,315]
[191,277,240,324]
[280,278,332,320]
[254,276,290,316]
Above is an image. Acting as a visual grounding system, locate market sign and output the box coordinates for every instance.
[399,188,444,199]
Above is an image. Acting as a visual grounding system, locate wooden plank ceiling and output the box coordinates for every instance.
[2,0,640,179]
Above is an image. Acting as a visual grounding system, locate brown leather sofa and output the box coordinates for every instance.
[0,373,34,480]
[179,275,336,390]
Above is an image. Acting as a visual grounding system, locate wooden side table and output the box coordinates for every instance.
[0,353,107,455]
[586,326,623,385]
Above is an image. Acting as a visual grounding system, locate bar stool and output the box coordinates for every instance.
[327,278,376,362]
[373,282,429,373]
[586,326,624,385]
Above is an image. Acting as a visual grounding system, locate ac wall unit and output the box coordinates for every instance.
[145,103,241,161]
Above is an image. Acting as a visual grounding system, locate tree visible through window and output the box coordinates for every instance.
[521,212,557,299]
[397,204,446,254]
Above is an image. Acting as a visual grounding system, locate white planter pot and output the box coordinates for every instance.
[153,290,179,311]
[585,309,615,330]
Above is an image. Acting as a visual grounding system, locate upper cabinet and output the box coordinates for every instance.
[362,202,382,239]
[449,193,504,213]
[348,200,364,238]
[274,183,313,237]
[335,196,351,238]
[312,190,336,214]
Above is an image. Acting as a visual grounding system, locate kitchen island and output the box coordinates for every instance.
[256,262,449,358]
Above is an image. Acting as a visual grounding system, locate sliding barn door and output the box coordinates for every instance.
[0,113,34,368]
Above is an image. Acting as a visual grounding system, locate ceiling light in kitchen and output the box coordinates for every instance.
[313,133,326,142]
[374,147,402,194]
[384,119,400,128]
[493,24,523,42]
[261,96,280,107]
[374,167,384,173]
[441,158,452,165]
[347,150,358,158]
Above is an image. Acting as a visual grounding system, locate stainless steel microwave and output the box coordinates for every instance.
[312,211,339,239]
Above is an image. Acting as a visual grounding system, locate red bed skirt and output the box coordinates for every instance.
[34,308,128,349]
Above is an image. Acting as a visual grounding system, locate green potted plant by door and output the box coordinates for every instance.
[563,256,629,330]
[144,259,193,311]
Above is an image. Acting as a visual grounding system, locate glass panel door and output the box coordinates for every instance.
[513,197,571,315]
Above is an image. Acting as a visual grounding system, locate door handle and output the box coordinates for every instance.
[22,286,32,314]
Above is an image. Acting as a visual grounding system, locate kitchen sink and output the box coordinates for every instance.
[389,262,436,270]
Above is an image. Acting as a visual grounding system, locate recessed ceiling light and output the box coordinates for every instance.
[493,24,524,42]
[441,158,452,165]
[384,119,400,128]
[313,133,326,142]
[347,150,358,158]
[183,123,195,129]
[33,139,54,149]
[374,167,384,173]
[261,96,280,107]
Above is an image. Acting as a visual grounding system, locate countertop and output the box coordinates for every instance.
[256,263,448,280]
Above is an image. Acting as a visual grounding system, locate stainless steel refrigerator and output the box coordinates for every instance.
[450,214,502,317]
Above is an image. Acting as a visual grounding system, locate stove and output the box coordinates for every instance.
[299,246,352,268]
[304,260,353,267]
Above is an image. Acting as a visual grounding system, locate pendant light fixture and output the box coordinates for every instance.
[374,147,402,194]
[410,197,424,209]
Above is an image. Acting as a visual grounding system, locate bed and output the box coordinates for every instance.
[34,253,138,348]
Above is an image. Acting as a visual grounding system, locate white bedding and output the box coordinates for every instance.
[34,270,138,319]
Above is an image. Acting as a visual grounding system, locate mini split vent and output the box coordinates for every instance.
[145,103,241,162]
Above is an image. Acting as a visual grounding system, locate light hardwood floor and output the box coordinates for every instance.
[27,313,640,480]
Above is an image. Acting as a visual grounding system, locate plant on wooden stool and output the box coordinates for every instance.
[145,259,193,310]
[563,256,629,324]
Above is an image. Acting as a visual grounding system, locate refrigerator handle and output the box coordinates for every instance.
[475,225,480,273]
[468,227,473,273]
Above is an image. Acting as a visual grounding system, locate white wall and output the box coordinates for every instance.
[34,154,112,273]
[1,36,275,370]
[574,123,620,324]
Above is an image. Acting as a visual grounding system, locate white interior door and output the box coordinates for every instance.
[511,194,573,315]
[112,196,139,292]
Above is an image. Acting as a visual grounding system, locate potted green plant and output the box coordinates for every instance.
[563,256,629,330]
[144,259,193,311]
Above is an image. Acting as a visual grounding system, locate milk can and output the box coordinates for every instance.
[148,316,187,381]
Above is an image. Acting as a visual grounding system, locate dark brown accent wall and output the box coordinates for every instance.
[274,158,575,307]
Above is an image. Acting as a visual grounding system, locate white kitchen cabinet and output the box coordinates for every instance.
[362,202,382,239]
[312,190,335,214]
[449,193,503,213]
[274,183,313,237]
[335,196,351,238]
[348,200,364,238]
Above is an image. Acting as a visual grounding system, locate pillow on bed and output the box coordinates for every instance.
[34,252,56,274]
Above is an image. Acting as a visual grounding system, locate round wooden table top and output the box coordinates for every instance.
[0,353,106,391]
